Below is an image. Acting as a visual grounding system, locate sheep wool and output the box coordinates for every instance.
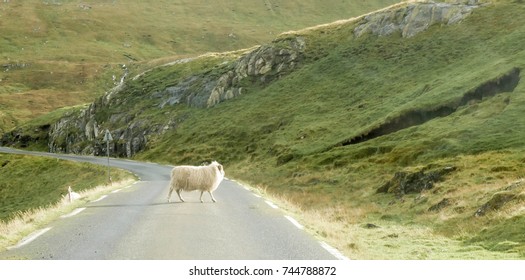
[167,161,225,203]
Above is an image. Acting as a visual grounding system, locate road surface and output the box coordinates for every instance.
[0,147,344,260]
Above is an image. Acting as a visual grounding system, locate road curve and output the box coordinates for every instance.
[0,147,342,260]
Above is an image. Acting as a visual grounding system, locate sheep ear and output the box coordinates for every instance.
[217,164,223,173]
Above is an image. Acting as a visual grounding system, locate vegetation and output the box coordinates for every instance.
[128,0,525,258]
[0,0,399,133]
[3,0,525,259]
[0,153,133,221]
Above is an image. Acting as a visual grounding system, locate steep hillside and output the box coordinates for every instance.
[0,0,399,133]
[4,0,525,259]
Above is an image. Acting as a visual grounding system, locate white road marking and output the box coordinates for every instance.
[284,215,304,230]
[92,195,108,203]
[61,207,86,218]
[7,227,52,250]
[265,200,278,209]
[320,241,350,260]
[111,188,122,193]
[253,194,262,198]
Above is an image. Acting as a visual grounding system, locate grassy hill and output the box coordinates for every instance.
[0,152,134,251]
[3,0,525,259]
[90,0,524,259]
[0,153,132,222]
[0,0,399,132]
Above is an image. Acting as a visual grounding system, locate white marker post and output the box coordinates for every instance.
[103,129,113,184]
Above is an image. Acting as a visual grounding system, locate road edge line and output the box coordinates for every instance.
[319,241,350,260]
[7,227,52,250]
[265,200,278,209]
[61,207,86,218]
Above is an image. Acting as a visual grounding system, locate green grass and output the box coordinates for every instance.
[0,153,133,222]
[127,1,525,258]
[466,215,525,256]
[3,104,90,151]
[4,0,525,259]
[0,0,400,132]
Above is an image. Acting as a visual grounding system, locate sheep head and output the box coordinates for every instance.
[210,161,225,176]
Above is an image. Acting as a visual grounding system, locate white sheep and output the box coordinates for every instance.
[167,161,225,203]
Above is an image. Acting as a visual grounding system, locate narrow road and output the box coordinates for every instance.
[0,147,343,260]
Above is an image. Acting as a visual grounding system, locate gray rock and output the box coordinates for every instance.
[354,1,480,38]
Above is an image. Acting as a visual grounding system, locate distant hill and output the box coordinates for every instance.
[0,0,399,132]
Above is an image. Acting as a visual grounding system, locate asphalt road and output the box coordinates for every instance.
[0,147,343,260]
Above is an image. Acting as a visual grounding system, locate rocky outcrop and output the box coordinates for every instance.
[47,36,305,157]
[206,37,305,107]
[48,96,176,157]
[428,198,451,212]
[474,179,525,217]
[153,36,305,109]
[354,1,482,38]
[474,192,516,217]
[377,166,457,197]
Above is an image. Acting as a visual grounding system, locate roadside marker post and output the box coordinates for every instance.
[103,129,113,184]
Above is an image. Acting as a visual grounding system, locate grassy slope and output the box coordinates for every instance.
[129,1,525,258]
[0,153,132,222]
[0,0,401,252]
[0,0,399,131]
[4,0,525,259]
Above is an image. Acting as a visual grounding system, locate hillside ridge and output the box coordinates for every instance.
[0,0,401,133]
[3,0,484,157]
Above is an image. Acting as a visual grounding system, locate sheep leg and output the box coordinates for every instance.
[176,189,185,202]
[199,191,204,203]
[209,191,217,203]
[167,187,174,203]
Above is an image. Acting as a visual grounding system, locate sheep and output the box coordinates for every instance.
[167,161,225,203]
[67,186,81,203]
